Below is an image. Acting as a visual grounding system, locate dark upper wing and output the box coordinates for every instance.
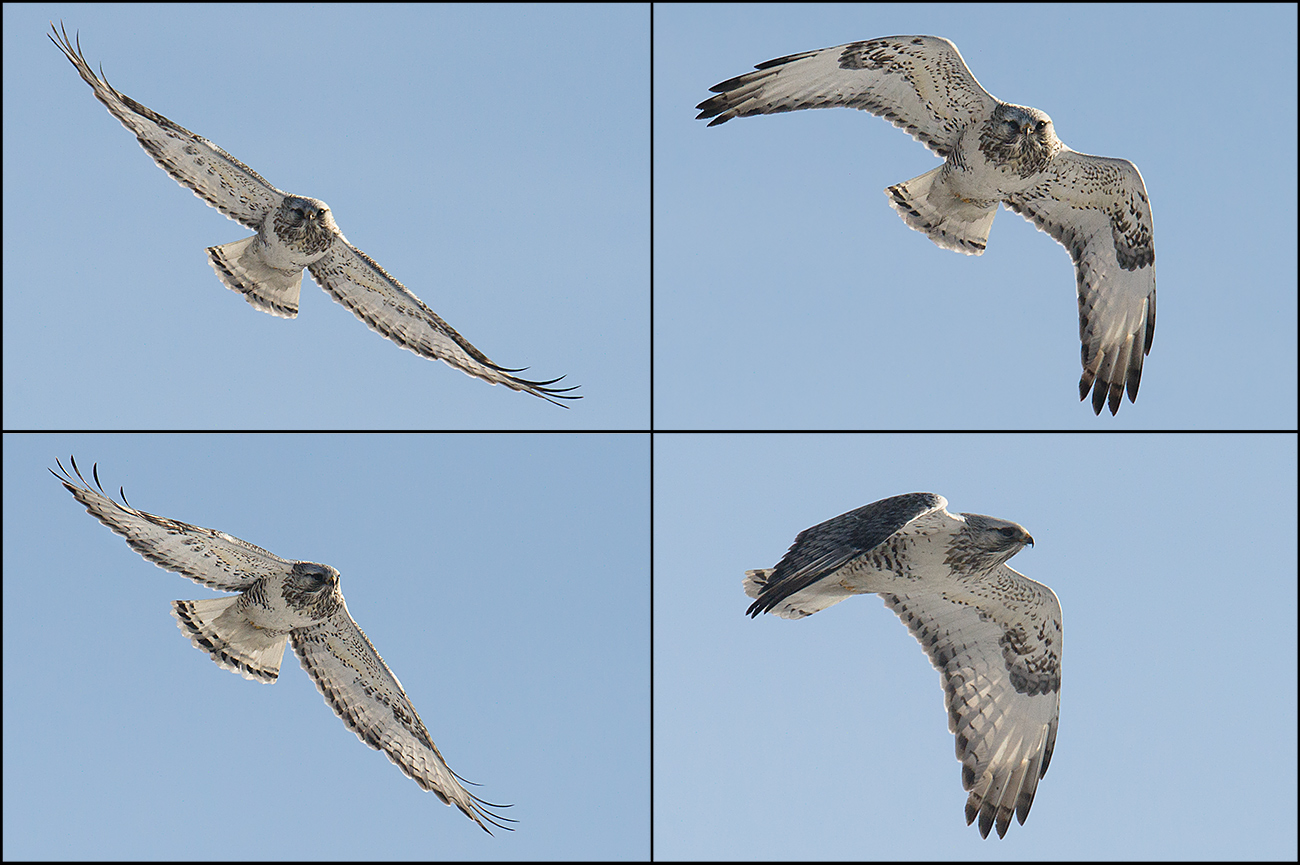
[307,239,580,406]
[49,22,282,229]
[51,456,294,592]
[1004,149,1156,415]
[744,492,946,617]
[291,604,514,833]
[696,36,999,157]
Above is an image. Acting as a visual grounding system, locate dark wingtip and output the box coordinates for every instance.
[512,372,582,408]
[1126,370,1143,404]
[446,767,517,834]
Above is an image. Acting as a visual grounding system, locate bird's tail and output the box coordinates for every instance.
[207,236,304,319]
[886,167,996,255]
[742,569,774,601]
[743,567,859,619]
[171,597,288,683]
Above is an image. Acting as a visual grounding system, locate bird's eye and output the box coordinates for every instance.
[999,527,1017,537]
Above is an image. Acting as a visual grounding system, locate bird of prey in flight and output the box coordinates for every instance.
[699,36,1155,414]
[53,456,514,833]
[51,22,579,406]
[744,492,1061,838]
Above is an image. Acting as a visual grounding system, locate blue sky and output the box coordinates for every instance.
[3,4,647,429]
[3,433,648,859]
[4,4,1300,862]
[654,433,1297,858]
[655,4,1298,428]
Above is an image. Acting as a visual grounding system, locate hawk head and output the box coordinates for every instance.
[980,103,1060,178]
[283,561,343,620]
[272,195,338,259]
[947,513,1034,574]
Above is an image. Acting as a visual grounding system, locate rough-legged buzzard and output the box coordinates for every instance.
[53,456,513,833]
[699,36,1156,415]
[50,23,578,406]
[744,492,1061,838]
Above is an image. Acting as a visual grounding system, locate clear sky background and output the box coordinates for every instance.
[5,4,1300,862]
[655,4,1298,429]
[3,4,648,429]
[3,433,648,859]
[654,433,1297,859]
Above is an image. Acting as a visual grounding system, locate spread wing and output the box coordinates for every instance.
[882,566,1062,839]
[307,240,581,405]
[1004,149,1157,415]
[744,492,948,618]
[291,605,514,834]
[50,456,294,592]
[48,22,282,229]
[51,22,576,405]
[696,36,999,157]
[745,495,1060,837]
